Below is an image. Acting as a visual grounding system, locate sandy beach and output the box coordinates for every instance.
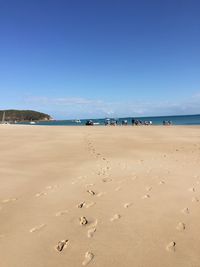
[0,125,200,267]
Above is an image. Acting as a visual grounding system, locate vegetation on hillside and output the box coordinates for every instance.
[0,110,52,122]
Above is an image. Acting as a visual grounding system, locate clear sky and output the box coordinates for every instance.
[0,0,200,119]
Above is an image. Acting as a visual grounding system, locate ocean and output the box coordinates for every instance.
[17,114,200,126]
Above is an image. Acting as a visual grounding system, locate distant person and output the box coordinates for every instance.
[132,118,135,125]
[104,119,109,126]
[163,120,172,126]
[110,120,116,126]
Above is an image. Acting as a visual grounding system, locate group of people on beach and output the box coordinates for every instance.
[104,118,153,126]
[163,120,172,125]
[131,119,152,126]
[85,118,172,126]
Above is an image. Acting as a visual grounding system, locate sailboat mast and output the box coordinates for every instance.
[1,111,5,124]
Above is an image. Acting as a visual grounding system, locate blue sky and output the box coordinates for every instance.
[0,0,200,119]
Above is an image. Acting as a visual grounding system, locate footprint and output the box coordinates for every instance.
[71,180,78,185]
[35,192,47,197]
[2,198,17,204]
[176,222,186,231]
[82,252,94,266]
[87,227,96,238]
[55,240,69,252]
[142,194,150,199]
[46,185,52,190]
[80,216,88,225]
[115,186,121,192]
[124,203,132,208]
[85,202,96,208]
[146,186,152,192]
[55,210,68,216]
[192,197,199,202]
[166,241,176,252]
[159,180,165,185]
[97,192,106,197]
[181,208,190,214]
[189,187,195,192]
[46,185,59,190]
[102,178,112,183]
[29,224,46,233]
[87,190,96,196]
[77,202,85,208]
[90,219,98,228]
[110,214,121,222]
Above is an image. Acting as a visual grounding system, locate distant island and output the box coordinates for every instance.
[0,110,52,122]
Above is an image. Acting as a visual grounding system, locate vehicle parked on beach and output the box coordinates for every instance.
[85,120,94,126]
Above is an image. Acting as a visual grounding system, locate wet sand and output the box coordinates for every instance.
[0,125,200,267]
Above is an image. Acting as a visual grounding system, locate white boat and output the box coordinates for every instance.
[30,121,36,125]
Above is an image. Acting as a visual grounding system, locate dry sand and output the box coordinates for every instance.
[0,125,200,267]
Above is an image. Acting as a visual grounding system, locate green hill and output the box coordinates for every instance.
[0,110,52,122]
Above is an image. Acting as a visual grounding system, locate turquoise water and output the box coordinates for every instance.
[17,114,200,126]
